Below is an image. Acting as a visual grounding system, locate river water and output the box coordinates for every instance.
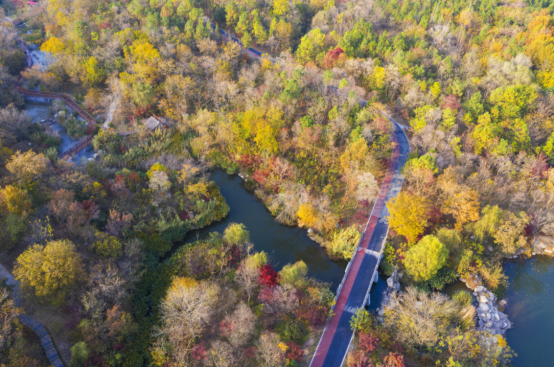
[175,170,348,290]
[23,103,545,365]
[504,256,554,366]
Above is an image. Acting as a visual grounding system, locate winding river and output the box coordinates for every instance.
[20,44,546,367]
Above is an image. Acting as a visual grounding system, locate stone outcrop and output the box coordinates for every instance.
[473,286,512,336]
[532,235,554,256]
[461,274,513,337]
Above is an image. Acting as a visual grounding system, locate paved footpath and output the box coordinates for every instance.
[0,264,65,367]
[309,119,410,367]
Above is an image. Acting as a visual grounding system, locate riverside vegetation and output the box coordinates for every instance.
[2,0,554,365]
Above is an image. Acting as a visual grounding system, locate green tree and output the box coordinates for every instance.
[441,108,456,131]
[470,205,503,242]
[225,2,240,28]
[338,20,375,58]
[195,21,211,40]
[295,29,325,65]
[131,82,155,107]
[404,235,449,282]
[92,236,123,258]
[472,113,501,155]
[224,223,250,246]
[241,32,253,48]
[386,192,430,242]
[489,85,537,120]
[253,21,268,44]
[70,342,90,367]
[14,240,85,304]
[327,225,361,260]
[236,12,250,36]
[463,92,484,124]
[279,260,308,287]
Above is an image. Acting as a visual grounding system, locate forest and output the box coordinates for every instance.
[2,0,554,365]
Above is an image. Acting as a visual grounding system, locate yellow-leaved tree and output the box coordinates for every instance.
[6,150,49,184]
[41,37,65,53]
[387,192,431,243]
[0,185,32,217]
[297,203,318,228]
[14,240,85,305]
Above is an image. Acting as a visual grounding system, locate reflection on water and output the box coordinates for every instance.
[172,170,348,291]
[505,256,554,366]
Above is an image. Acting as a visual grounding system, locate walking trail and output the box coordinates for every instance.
[0,264,65,367]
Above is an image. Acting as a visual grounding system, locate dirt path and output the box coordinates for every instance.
[0,264,65,367]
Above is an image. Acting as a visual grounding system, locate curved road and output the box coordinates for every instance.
[212,27,412,366]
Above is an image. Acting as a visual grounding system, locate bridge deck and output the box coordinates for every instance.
[208,20,412,366]
[310,121,409,367]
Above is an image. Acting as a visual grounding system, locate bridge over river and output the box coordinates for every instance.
[15,18,411,365]
[208,23,412,366]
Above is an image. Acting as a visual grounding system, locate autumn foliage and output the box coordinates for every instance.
[258,264,279,286]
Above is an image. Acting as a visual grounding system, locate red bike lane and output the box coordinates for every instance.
[310,121,406,367]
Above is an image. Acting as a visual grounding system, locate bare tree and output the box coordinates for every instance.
[384,287,458,354]
[156,279,220,363]
[235,260,260,303]
[207,340,235,367]
[256,332,285,367]
[0,106,29,143]
[220,303,256,347]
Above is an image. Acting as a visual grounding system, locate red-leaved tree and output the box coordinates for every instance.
[382,352,405,367]
[258,264,279,286]
[359,333,379,354]
[191,342,207,362]
[349,350,374,367]
[286,342,304,362]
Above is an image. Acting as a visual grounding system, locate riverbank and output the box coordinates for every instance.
[172,169,347,290]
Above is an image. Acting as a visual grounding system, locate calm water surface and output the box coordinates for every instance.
[175,170,349,290]
[505,256,554,366]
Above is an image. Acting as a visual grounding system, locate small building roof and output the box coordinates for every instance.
[144,116,160,131]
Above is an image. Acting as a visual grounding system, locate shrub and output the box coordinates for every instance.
[452,290,473,307]
[359,333,379,353]
[286,342,304,362]
[93,236,123,258]
[350,309,372,334]
[327,225,361,260]
[280,319,307,343]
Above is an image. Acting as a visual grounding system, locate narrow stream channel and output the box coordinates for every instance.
[24,100,94,164]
